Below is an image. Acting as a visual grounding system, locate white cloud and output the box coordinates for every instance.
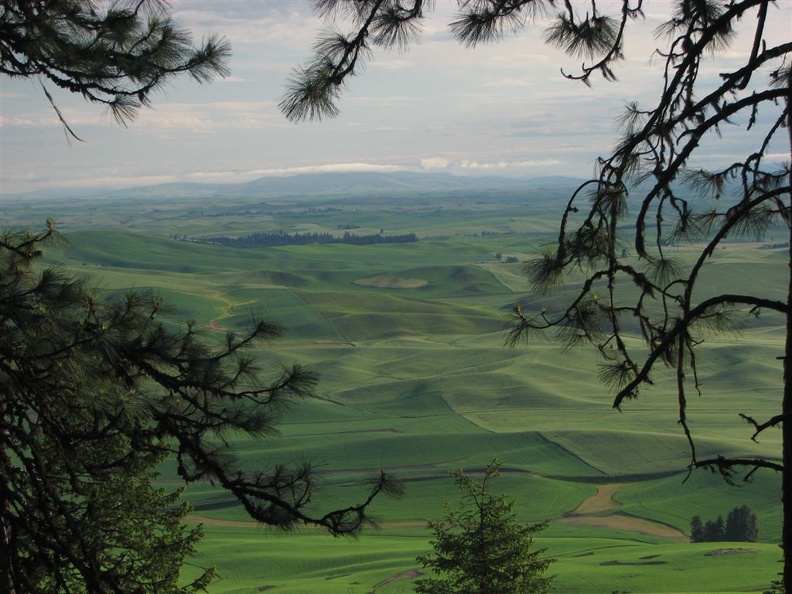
[0,162,412,195]
[245,163,408,176]
[459,159,562,171]
[0,90,28,99]
[172,3,319,46]
[764,153,791,164]
[421,157,450,170]
[370,59,414,71]
[0,116,54,127]
[0,171,182,193]
[130,101,280,132]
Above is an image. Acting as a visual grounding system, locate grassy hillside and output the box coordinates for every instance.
[4,185,784,593]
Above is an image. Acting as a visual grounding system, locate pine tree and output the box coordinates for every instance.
[703,516,726,543]
[414,459,554,594]
[0,226,399,593]
[0,0,231,134]
[691,516,704,543]
[726,505,760,542]
[2,5,401,590]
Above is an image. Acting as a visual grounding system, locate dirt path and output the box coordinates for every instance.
[187,479,686,541]
[371,569,422,591]
[369,482,687,591]
[557,483,688,542]
[202,295,256,332]
[571,483,626,515]
[183,515,263,528]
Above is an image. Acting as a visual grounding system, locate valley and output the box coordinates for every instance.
[3,173,784,593]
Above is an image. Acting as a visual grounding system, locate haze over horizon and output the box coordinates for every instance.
[1,0,790,196]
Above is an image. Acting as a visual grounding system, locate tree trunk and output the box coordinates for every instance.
[0,397,15,594]
[0,498,13,594]
[783,71,792,594]
[785,242,791,591]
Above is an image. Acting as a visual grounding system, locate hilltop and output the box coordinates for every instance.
[4,171,585,202]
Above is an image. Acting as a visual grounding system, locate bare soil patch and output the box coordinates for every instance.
[559,483,688,541]
[339,428,400,434]
[558,512,687,541]
[705,547,759,556]
[184,514,258,528]
[601,559,667,566]
[202,296,258,332]
[569,483,629,515]
[312,340,356,346]
[372,569,422,591]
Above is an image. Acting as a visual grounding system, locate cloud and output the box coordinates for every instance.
[172,2,319,47]
[421,156,568,174]
[243,163,409,177]
[370,59,414,71]
[764,152,791,164]
[421,157,450,169]
[0,162,414,195]
[459,159,562,171]
[128,101,281,133]
[0,107,115,129]
[0,116,54,127]
[4,1,788,196]
[0,171,183,193]
[0,90,28,99]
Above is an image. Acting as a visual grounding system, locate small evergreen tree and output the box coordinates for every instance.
[703,516,726,542]
[414,459,554,594]
[690,516,704,543]
[726,505,760,542]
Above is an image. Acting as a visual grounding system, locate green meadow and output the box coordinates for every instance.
[4,180,784,592]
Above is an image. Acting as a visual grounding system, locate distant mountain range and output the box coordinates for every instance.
[233,172,584,196]
[9,172,587,201]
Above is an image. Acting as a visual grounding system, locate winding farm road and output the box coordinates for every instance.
[556,483,688,542]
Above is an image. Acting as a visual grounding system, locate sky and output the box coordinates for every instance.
[0,0,790,196]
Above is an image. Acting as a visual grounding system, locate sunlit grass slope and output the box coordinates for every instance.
[185,528,783,594]
[19,190,785,593]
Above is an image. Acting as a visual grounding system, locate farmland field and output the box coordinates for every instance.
[3,173,784,592]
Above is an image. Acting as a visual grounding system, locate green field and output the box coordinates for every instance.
[3,181,784,592]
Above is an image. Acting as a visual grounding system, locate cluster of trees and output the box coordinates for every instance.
[690,506,760,543]
[495,253,520,263]
[197,230,417,248]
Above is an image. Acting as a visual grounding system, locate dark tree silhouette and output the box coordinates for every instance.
[1,5,401,590]
[691,515,704,543]
[703,516,726,543]
[692,506,759,543]
[415,459,554,594]
[283,0,790,588]
[726,505,760,542]
[195,230,417,248]
[0,226,400,593]
[0,0,231,136]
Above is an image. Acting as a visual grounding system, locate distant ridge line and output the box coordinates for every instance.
[7,171,586,200]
